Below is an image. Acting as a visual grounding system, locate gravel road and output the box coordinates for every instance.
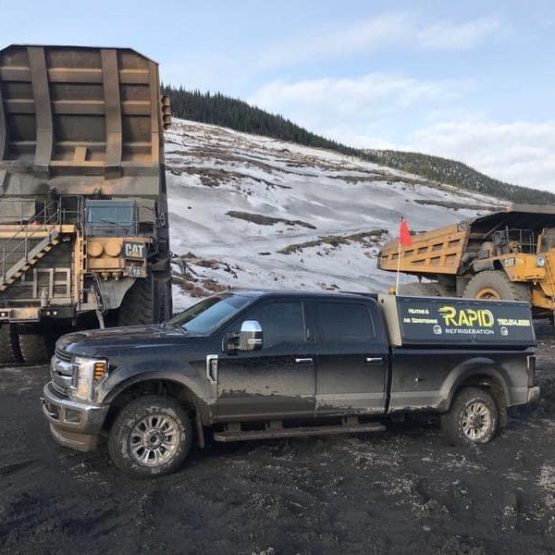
[1,326,554,554]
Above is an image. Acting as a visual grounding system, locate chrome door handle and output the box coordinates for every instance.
[206,354,218,384]
[295,357,313,364]
[366,357,383,363]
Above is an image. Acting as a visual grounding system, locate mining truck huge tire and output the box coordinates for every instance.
[17,328,52,365]
[398,282,440,296]
[118,278,154,326]
[463,270,530,302]
[0,324,22,365]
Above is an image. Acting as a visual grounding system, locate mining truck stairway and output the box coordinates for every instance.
[0,231,61,292]
[213,419,386,442]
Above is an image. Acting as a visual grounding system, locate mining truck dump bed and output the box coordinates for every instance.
[0,44,166,190]
[0,44,172,363]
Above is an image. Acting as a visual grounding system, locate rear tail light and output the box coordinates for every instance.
[526,355,536,387]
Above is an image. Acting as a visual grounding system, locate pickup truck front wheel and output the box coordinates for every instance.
[441,387,498,445]
[108,395,193,477]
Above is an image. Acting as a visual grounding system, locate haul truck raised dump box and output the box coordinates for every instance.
[0,44,173,363]
[378,205,555,318]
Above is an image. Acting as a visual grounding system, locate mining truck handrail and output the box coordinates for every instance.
[0,201,63,281]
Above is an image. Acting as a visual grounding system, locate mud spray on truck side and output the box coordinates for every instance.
[0,45,173,363]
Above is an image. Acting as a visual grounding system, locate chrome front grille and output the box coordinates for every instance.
[55,348,72,363]
[51,351,75,398]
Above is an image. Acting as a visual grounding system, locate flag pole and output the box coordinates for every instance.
[395,237,402,295]
[396,217,411,294]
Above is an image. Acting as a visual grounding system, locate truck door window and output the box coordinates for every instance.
[169,294,252,334]
[245,301,306,349]
[316,302,375,344]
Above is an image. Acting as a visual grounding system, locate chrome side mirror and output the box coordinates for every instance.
[238,320,263,351]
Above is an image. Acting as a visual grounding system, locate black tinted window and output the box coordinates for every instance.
[169,294,252,334]
[246,301,305,348]
[317,302,374,343]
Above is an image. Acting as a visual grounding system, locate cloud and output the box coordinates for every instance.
[249,73,554,191]
[161,54,249,93]
[417,17,500,50]
[259,13,410,67]
[249,72,469,145]
[259,14,501,68]
[406,120,555,191]
[248,73,471,132]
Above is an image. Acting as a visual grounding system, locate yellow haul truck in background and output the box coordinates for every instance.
[378,205,555,318]
[0,45,173,363]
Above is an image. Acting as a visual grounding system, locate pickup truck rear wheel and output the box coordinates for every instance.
[108,395,192,477]
[441,387,498,445]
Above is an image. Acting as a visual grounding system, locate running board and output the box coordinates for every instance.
[213,422,386,442]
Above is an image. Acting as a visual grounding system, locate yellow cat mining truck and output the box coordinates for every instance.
[0,45,173,364]
[378,205,555,318]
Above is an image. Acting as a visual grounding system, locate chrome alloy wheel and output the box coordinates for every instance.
[461,401,492,441]
[129,414,180,466]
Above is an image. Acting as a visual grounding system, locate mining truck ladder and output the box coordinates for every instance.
[0,204,63,292]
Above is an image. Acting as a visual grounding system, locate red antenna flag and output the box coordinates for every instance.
[395,218,411,294]
[399,218,412,246]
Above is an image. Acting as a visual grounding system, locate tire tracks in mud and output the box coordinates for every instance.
[0,326,554,553]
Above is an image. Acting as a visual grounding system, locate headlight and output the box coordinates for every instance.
[536,256,546,267]
[72,357,108,401]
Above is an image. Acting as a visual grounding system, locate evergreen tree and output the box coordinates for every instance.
[161,85,555,205]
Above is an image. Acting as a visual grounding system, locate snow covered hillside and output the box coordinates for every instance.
[165,119,502,310]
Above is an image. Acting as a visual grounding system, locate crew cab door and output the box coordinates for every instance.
[215,299,316,420]
[313,299,388,415]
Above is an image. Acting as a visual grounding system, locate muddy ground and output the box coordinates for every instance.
[1,328,554,554]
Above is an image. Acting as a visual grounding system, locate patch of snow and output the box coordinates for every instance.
[165,119,504,311]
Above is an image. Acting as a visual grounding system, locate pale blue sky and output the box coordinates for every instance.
[2,0,554,190]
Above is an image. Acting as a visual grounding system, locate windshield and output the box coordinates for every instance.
[88,205,134,225]
[168,294,252,334]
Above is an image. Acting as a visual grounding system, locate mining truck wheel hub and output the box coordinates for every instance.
[130,414,179,466]
[475,287,501,300]
[461,401,491,440]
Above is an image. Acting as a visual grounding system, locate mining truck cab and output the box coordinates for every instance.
[85,200,138,238]
[83,199,151,281]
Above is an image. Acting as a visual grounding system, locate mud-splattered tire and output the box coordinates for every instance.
[441,387,499,446]
[18,330,51,364]
[463,271,530,302]
[398,282,439,296]
[0,324,22,365]
[108,395,193,477]
[118,278,154,326]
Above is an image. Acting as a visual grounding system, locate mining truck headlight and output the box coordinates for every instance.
[73,357,108,401]
[536,256,546,267]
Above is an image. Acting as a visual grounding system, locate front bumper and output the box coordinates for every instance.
[41,382,109,452]
[527,386,541,404]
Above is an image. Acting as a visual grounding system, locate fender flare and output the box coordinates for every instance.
[99,367,214,425]
[440,357,510,411]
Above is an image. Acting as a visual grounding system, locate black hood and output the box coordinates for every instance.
[56,324,190,357]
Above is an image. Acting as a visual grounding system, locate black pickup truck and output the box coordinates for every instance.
[42,291,540,476]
